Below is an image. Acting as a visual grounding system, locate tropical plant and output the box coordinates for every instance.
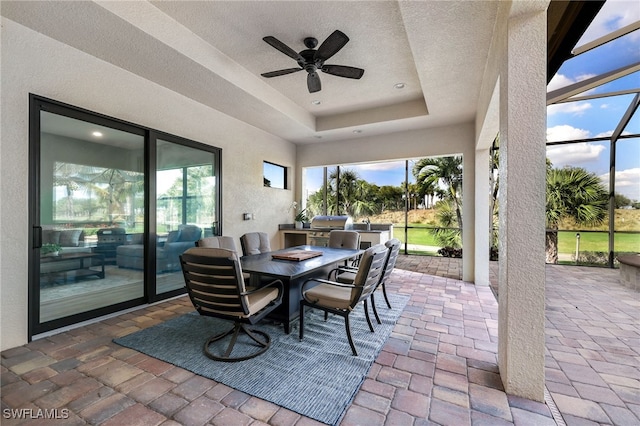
[412,156,463,227]
[545,165,608,263]
[294,208,309,223]
[430,199,462,249]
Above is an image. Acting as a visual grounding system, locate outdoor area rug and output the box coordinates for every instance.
[114,292,410,425]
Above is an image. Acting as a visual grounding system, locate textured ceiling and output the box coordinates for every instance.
[2,1,500,144]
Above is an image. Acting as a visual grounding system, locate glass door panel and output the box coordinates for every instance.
[156,139,218,295]
[38,111,145,323]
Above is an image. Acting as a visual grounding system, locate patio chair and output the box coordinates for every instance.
[326,238,401,325]
[240,232,271,256]
[328,230,361,250]
[329,229,361,265]
[196,236,238,251]
[299,243,388,356]
[180,247,283,362]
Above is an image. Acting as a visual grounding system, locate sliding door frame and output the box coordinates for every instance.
[28,94,222,338]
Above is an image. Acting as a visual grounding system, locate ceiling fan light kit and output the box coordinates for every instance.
[261,30,364,93]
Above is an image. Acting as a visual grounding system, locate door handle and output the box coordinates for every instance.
[33,226,42,248]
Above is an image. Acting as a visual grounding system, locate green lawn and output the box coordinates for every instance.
[391,224,640,257]
[393,224,440,247]
[558,230,639,254]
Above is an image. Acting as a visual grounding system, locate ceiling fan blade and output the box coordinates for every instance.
[307,72,321,93]
[261,68,303,78]
[321,65,364,79]
[315,30,349,62]
[263,36,304,62]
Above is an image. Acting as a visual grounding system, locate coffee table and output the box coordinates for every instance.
[241,245,362,333]
[40,252,105,285]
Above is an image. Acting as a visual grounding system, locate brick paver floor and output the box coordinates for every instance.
[2,256,637,425]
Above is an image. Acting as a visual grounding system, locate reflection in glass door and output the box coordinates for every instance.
[37,110,145,324]
[155,139,218,295]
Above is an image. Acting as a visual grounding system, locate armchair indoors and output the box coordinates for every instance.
[299,244,388,356]
[116,224,202,272]
[180,247,283,362]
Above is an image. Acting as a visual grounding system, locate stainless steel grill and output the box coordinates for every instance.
[308,215,353,246]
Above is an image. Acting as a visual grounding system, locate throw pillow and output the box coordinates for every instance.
[42,230,61,245]
[59,229,82,247]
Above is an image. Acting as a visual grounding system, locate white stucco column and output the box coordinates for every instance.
[462,152,475,282]
[497,4,547,401]
[474,148,490,286]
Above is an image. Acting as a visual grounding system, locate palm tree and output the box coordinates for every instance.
[328,168,360,215]
[546,165,608,263]
[413,156,463,226]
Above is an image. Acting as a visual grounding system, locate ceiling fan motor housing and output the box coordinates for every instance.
[299,49,322,73]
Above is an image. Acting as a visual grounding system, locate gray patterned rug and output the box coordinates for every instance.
[114,292,409,425]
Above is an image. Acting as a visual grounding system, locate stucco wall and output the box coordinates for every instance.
[0,18,296,351]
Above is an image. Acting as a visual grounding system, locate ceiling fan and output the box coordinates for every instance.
[260,30,364,93]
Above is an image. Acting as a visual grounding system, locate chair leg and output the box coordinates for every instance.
[381,282,392,309]
[363,301,374,332]
[299,302,305,341]
[204,323,271,362]
[344,315,358,356]
[370,294,382,324]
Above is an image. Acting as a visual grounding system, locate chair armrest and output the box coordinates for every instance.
[301,277,356,294]
[328,265,358,280]
[243,278,284,298]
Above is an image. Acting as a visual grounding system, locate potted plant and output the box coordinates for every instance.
[42,243,62,256]
[294,208,308,229]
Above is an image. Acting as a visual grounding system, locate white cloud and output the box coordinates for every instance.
[547,73,574,91]
[547,102,592,116]
[577,1,640,46]
[546,125,591,142]
[546,142,606,167]
[594,131,613,138]
[351,161,405,172]
[600,167,640,201]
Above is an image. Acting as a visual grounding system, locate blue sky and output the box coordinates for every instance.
[546,0,639,201]
[305,1,639,202]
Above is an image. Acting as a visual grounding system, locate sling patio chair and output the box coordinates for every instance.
[326,238,401,325]
[299,243,388,356]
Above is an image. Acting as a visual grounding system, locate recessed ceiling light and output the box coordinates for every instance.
[353,130,362,134]
[394,83,406,89]
[311,100,321,105]
[92,131,103,137]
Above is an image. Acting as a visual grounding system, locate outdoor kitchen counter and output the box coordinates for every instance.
[278,223,393,249]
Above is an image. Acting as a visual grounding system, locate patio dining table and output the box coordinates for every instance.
[240,245,362,333]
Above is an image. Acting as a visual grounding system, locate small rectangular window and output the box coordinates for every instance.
[263,161,287,189]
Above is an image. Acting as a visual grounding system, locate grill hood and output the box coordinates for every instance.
[310,215,353,230]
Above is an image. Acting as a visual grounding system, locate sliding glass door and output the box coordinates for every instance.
[29,96,221,336]
[155,138,219,295]
[34,108,146,330]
